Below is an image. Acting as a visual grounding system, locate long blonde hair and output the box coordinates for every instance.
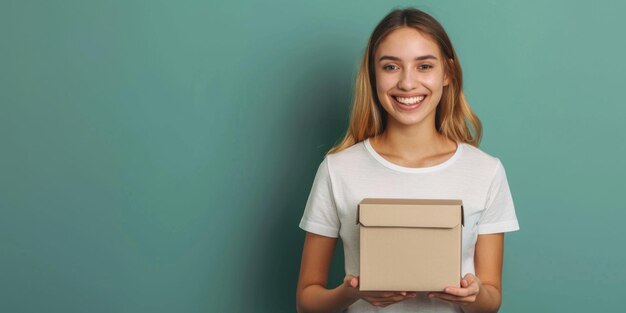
[326,8,482,156]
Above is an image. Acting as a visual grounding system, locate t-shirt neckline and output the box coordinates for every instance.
[363,137,463,173]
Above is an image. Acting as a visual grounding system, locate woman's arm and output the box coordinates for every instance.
[461,233,504,313]
[428,233,504,313]
[296,232,358,313]
[296,232,418,311]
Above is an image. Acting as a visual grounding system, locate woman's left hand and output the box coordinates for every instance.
[428,273,481,305]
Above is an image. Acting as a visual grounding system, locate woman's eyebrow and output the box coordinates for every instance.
[378,54,438,62]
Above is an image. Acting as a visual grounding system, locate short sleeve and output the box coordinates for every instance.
[478,159,520,234]
[298,156,340,238]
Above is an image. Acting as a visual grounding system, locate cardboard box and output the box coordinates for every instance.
[357,198,464,292]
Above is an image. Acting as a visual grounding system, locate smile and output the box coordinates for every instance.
[392,95,427,110]
[393,95,426,105]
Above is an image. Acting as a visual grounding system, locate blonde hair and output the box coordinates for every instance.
[326,8,482,156]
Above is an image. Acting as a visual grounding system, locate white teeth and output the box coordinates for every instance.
[395,95,425,104]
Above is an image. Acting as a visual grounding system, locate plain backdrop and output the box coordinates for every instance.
[2,0,625,312]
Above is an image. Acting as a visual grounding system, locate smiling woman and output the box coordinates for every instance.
[296,7,519,313]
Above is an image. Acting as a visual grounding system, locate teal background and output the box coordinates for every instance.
[2,0,625,312]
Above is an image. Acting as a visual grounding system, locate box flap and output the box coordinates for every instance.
[357,198,463,228]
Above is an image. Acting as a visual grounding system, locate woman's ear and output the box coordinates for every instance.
[443,58,454,86]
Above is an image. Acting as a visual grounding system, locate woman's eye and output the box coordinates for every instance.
[383,64,399,71]
[419,64,433,70]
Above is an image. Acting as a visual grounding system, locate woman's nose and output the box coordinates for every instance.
[397,70,418,91]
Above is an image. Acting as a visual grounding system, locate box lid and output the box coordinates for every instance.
[356,198,463,228]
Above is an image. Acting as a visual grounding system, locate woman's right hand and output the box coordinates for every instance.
[343,275,417,308]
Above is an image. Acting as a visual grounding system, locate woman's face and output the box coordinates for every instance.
[374,27,449,128]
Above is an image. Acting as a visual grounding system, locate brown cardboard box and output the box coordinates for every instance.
[357,198,464,292]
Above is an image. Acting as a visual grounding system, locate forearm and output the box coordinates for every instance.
[297,283,358,313]
[460,284,501,313]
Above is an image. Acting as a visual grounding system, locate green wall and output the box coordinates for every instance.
[2,0,625,312]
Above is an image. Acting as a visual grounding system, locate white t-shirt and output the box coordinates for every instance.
[299,138,520,313]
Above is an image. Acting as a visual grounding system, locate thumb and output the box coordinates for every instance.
[463,273,477,285]
[344,275,360,289]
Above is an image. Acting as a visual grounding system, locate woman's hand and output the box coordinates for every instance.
[427,273,481,305]
[342,275,417,308]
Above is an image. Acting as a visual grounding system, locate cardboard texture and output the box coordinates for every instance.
[356,198,464,292]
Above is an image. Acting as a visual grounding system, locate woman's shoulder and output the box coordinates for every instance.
[458,142,505,170]
[326,140,366,159]
[323,140,370,170]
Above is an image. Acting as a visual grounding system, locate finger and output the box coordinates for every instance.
[343,275,354,285]
[429,291,468,299]
[429,292,475,304]
[350,277,359,288]
[369,298,403,307]
[365,294,406,302]
[463,273,476,282]
[442,287,471,297]
[464,273,480,286]
[450,280,480,296]
[383,291,408,297]
[388,294,409,302]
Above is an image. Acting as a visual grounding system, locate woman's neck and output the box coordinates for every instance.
[371,119,456,163]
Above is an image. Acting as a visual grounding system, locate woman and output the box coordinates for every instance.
[296,7,520,313]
